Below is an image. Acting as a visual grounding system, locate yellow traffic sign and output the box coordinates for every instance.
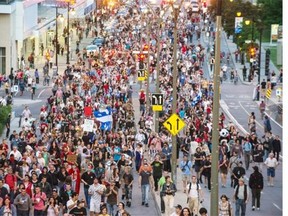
[138,70,147,81]
[152,105,163,111]
[163,114,186,136]
[266,89,271,99]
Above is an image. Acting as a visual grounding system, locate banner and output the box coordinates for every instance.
[83,119,94,132]
[235,17,243,34]
[271,24,279,41]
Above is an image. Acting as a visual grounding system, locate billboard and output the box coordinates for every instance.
[235,17,243,34]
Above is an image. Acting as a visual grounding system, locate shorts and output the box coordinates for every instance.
[90,199,101,213]
[182,174,191,181]
[267,167,275,177]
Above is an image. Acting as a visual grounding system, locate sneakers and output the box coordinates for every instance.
[257,208,260,211]
[122,195,125,200]
[145,203,149,207]
[142,202,145,206]
[127,201,131,207]
[252,206,255,211]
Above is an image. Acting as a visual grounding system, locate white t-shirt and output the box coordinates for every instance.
[264,157,278,168]
[67,199,77,213]
[186,183,201,198]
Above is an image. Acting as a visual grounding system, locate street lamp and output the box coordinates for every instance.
[211,0,222,215]
[245,20,251,25]
[236,11,241,17]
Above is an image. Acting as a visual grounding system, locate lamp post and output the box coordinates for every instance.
[55,7,59,67]
[168,0,184,184]
[211,0,222,215]
[66,2,70,64]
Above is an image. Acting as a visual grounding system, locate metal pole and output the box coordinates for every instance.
[210,0,222,215]
[258,29,262,84]
[66,2,70,64]
[55,7,58,67]
[155,18,162,133]
[171,8,178,184]
[146,22,151,116]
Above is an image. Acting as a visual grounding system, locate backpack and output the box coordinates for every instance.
[188,182,199,194]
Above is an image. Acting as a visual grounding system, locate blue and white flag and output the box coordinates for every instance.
[94,107,113,122]
[191,90,202,107]
[100,121,112,131]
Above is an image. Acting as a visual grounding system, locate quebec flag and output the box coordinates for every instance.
[94,107,113,131]
[191,90,202,107]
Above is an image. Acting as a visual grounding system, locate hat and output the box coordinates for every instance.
[252,166,259,171]
[175,204,182,209]
[52,188,57,192]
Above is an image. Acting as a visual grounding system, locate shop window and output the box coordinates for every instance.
[0,47,6,75]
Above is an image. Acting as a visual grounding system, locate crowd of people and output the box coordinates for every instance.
[0,1,282,216]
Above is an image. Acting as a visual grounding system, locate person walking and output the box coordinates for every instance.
[186,175,204,216]
[161,175,177,216]
[263,115,272,133]
[272,135,281,161]
[232,161,246,188]
[248,166,263,211]
[138,158,154,207]
[219,194,232,216]
[242,139,252,170]
[233,178,250,216]
[158,171,169,214]
[88,177,105,216]
[179,155,192,193]
[252,144,264,172]
[264,153,278,186]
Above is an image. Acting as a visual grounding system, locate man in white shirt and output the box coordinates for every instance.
[9,146,22,161]
[264,153,278,186]
[186,176,204,216]
[88,177,104,215]
[22,106,31,119]
[66,192,79,213]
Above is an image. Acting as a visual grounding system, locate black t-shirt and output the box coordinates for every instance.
[81,172,96,188]
[261,81,266,89]
[139,170,151,185]
[122,173,134,185]
[69,206,87,215]
[151,161,163,176]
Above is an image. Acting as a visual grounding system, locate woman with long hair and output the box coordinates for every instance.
[0,196,17,216]
[219,194,233,216]
[45,197,59,216]
[180,207,192,216]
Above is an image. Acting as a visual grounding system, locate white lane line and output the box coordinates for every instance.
[14,91,18,96]
[264,111,283,129]
[238,101,264,130]
[273,203,282,211]
[38,89,46,98]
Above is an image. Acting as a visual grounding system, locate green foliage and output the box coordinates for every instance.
[257,0,282,26]
[0,105,12,135]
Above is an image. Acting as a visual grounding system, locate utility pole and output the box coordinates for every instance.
[146,22,151,116]
[55,7,58,67]
[171,6,179,184]
[210,0,222,215]
[155,17,162,133]
[66,2,70,64]
[258,27,263,84]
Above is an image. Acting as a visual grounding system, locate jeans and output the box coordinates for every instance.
[107,203,117,216]
[153,175,161,191]
[84,186,91,208]
[34,209,44,216]
[244,152,251,170]
[235,199,246,216]
[160,192,165,212]
[124,185,133,200]
[17,210,29,216]
[251,188,261,208]
[141,184,150,204]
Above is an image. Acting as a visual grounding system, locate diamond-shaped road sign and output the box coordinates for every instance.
[163,113,186,136]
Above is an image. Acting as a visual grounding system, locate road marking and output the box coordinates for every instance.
[273,203,282,211]
[38,89,46,98]
[238,101,264,130]
[265,111,283,129]
[14,91,18,96]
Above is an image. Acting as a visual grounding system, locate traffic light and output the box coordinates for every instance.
[138,53,145,61]
[250,47,256,58]
[143,44,149,52]
[203,1,207,7]
[265,49,270,76]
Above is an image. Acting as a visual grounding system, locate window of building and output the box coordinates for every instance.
[0,47,6,75]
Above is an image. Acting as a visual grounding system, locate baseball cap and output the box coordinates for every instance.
[175,204,182,209]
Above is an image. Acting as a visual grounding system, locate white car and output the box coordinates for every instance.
[86,45,99,55]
